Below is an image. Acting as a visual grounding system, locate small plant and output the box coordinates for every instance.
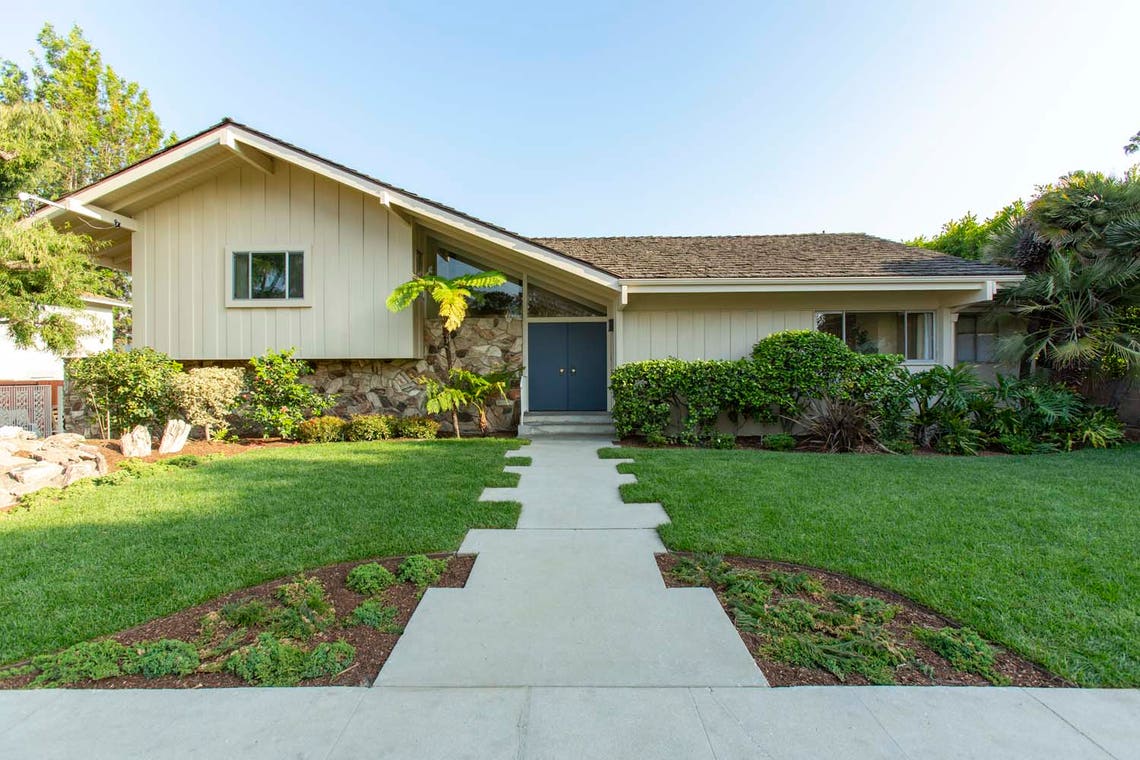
[272,577,335,640]
[705,432,737,450]
[210,425,239,443]
[829,593,900,626]
[162,454,208,469]
[396,555,448,587]
[880,437,915,455]
[343,414,394,442]
[29,640,138,687]
[392,416,440,440]
[762,433,797,452]
[132,639,200,679]
[346,600,401,632]
[224,633,311,686]
[796,396,883,453]
[346,563,397,595]
[914,626,1010,685]
[170,366,246,440]
[220,598,272,628]
[765,569,824,596]
[246,349,335,439]
[301,640,356,679]
[296,415,347,443]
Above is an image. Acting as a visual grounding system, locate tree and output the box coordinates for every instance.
[1126,130,1140,156]
[0,215,109,352]
[906,202,1025,260]
[1,23,174,195]
[67,348,182,438]
[418,366,521,439]
[0,101,78,209]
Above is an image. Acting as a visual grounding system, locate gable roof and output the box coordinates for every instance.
[533,234,1021,280]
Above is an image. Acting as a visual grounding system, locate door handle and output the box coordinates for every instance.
[559,368,566,375]
[570,367,577,375]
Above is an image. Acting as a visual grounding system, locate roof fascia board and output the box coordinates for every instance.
[622,275,1022,294]
[232,129,621,292]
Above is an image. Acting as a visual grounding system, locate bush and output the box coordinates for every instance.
[346,563,397,595]
[30,640,138,687]
[132,639,199,679]
[296,416,346,443]
[762,433,797,452]
[797,396,883,453]
[302,640,356,679]
[171,367,246,439]
[914,626,1009,685]
[220,599,271,628]
[224,633,311,686]
[246,349,335,438]
[343,414,394,441]
[705,432,737,450]
[68,348,182,437]
[346,600,401,632]
[272,576,335,640]
[396,555,447,586]
[392,415,440,439]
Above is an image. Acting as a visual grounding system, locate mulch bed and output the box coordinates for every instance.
[657,553,1067,687]
[0,553,473,689]
[88,437,297,472]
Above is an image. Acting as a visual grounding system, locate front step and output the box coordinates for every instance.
[518,412,616,438]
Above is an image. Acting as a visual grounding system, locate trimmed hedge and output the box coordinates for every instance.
[610,331,909,442]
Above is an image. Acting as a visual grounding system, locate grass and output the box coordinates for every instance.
[604,444,1140,687]
[0,439,521,666]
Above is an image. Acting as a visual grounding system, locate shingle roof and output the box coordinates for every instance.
[531,234,1020,279]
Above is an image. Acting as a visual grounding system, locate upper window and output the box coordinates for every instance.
[232,250,305,302]
[956,313,997,363]
[526,282,605,317]
[433,249,521,318]
[816,311,934,362]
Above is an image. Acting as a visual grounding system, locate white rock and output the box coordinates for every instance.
[10,461,64,486]
[0,426,31,439]
[62,460,99,486]
[0,490,15,510]
[43,433,85,447]
[32,448,76,466]
[158,419,191,454]
[120,425,152,458]
[0,453,36,472]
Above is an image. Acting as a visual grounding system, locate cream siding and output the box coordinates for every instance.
[132,163,416,360]
[619,292,963,365]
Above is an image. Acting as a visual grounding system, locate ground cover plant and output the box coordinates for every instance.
[661,553,1053,687]
[607,445,1140,687]
[0,553,473,688]
[0,440,520,665]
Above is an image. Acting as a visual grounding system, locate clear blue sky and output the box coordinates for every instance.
[3,1,1137,241]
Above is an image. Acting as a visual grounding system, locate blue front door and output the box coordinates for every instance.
[528,322,607,411]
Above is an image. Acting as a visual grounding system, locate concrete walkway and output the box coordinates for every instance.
[2,436,1138,759]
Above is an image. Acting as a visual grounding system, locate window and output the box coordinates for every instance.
[231,250,305,302]
[815,311,934,361]
[526,282,605,317]
[433,249,521,317]
[956,313,998,363]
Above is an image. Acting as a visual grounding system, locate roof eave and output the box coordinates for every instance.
[621,274,1024,294]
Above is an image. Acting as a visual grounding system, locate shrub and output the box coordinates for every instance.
[392,415,440,439]
[132,639,200,679]
[797,396,883,453]
[1068,407,1125,450]
[246,349,335,438]
[68,348,182,437]
[705,432,737,450]
[343,414,394,442]
[346,563,398,595]
[272,576,335,640]
[346,600,401,632]
[296,416,347,443]
[301,640,356,679]
[225,633,311,686]
[30,640,138,687]
[396,555,448,586]
[913,626,1009,685]
[220,599,271,628]
[762,433,797,452]
[171,367,246,439]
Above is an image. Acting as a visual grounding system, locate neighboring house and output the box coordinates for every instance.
[27,120,1022,435]
[0,295,125,435]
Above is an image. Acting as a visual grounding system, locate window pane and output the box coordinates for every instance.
[527,283,605,317]
[905,312,934,360]
[846,312,900,355]
[956,334,976,363]
[233,253,250,299]
[957,314,977,336]
[288,252,304,299]
[251,252,287,299]
[976,334,996,363]
[434,250,521,317]
[816,313,844,340]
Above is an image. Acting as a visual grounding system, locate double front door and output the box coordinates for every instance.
[528,322,607,411]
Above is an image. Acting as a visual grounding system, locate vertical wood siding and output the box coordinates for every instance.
[132,163,416,359]
[621,308,815,361]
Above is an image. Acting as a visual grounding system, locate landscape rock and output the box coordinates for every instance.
[10,461,65,486]
[0,425,35,440]
[31,448,76,466]
[0,490,15,510]
[62,460,100,486]
[43,433,86,447]
[158,419,191,454]
[0,453,36,472]
[120,425,153,458]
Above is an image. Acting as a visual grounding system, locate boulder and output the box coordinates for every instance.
[43,433,85,447]
[0,489,15,510]
[0,453,36,472]
[31,448,76,466]
[9,461,64,487]
[62,460,100,486]
[120,425,152,458]
[158,419,191,454]
[0,426,34,440]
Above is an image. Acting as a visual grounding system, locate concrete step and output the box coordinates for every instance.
[518,413,616,438]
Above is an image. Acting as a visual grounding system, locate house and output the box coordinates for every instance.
[27,120,1022,435]
[0,295,126,435]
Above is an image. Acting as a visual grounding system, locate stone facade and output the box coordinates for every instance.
[64,317,523,437]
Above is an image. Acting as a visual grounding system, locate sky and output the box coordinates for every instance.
[2,1,1138,242]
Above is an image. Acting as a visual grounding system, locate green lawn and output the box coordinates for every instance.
[604,445,1140,687]
[0,440,521,666]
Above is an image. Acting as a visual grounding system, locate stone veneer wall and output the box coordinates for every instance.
[64,317,523,437]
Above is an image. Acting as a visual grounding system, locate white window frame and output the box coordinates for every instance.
[814,310,936,363]
[225,246,311,308]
